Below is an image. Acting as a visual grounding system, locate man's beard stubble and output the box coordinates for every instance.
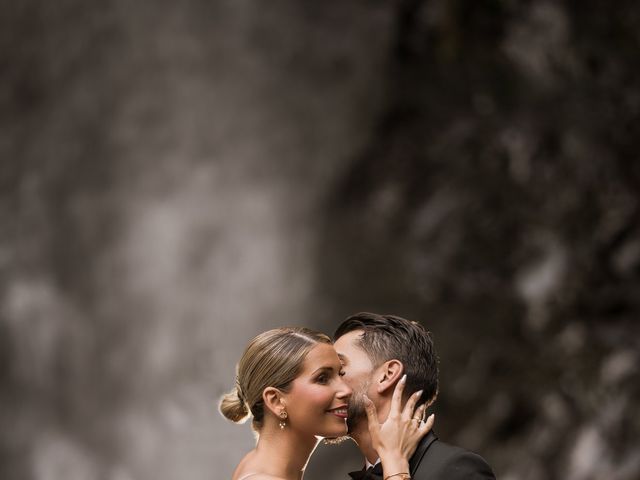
[346,388,368,433]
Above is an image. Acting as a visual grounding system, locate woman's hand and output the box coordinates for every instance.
[364,374,434,476]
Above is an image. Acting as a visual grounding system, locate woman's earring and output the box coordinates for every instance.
[279,411,288,429]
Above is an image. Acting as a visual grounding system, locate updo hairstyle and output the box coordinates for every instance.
[219,327,331,430]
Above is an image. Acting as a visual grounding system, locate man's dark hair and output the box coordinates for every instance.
[334,312,439,406]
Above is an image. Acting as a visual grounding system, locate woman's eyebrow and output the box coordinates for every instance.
[310,365,335,376]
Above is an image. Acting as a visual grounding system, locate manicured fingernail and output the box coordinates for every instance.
[415,390,423,398]
[400,374,407,384]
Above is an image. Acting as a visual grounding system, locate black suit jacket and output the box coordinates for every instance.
[348,431,495,480]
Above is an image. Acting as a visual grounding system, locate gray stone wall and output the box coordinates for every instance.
[1,1,638,480]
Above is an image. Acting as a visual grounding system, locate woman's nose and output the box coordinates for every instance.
[337,379,352,399]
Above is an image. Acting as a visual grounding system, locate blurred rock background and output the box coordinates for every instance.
[1,1,638,479]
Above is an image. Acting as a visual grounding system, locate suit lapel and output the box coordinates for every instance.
[409,431,438,475]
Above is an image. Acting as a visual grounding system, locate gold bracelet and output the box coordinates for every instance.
[384,473,410,480]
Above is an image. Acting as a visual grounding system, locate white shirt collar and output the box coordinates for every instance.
[365,458,381,470]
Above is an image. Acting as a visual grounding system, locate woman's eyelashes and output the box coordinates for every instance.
[314,367,343,384]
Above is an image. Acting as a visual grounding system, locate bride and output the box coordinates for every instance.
[220,327,434,480]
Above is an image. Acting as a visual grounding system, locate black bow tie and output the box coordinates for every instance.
[348,463,383,480]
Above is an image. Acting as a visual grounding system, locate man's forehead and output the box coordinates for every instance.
[336,329,365,342]
[334,330,367,357]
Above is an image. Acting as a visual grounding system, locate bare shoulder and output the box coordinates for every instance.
[231,449,286,480]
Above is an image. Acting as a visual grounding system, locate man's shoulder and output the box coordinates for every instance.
[412,434,495,479]
[425,437,484,461]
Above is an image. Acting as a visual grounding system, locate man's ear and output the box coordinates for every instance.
[263,387,286,417]
[375,359,404,395]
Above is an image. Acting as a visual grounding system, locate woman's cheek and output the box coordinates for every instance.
[307,385,334,407]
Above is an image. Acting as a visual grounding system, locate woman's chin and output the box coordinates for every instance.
[321,425,348,438]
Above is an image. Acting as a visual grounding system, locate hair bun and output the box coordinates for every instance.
[219,387,250,423]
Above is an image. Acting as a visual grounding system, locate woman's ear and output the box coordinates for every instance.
[263,387,286,416]
[376,359,404,394]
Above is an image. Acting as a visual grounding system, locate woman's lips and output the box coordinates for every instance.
[328,406,348,419]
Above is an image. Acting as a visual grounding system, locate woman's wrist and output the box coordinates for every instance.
[378,452,409,479]
[383,474,411,480]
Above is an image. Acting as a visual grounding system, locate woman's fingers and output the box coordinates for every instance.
[364,395,380,436]
[409,413,435,452]
[419,413,435,434]
[402,389,424,421]
[409,402,426,426]
[390,374,407,417]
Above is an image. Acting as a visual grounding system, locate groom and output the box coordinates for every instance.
[333,312,495,480]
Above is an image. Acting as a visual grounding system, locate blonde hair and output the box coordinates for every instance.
[219,327,331,430]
